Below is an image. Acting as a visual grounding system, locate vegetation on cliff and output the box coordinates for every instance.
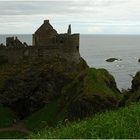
[0,106,16,128]
[0,57,88,119]
[61,68,120,119]
[0,131,27,139]
[0,56,130,138]
[25,67,120,132]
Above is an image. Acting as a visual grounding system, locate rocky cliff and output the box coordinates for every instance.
[0,56,121,131]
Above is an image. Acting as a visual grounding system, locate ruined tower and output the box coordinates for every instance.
[67,24,71,35]
[1,19,81,64]
[32,20,80,63]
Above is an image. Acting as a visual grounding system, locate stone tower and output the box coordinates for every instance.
[32,20,80,63]
[33,20,58,47]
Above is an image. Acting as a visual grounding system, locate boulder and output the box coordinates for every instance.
[106,58,122,62]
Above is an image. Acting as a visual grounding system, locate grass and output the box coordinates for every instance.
[62,68,121,101]
[60,68,121,119]
[25,99,66,132]
[0,106,17,128]
[30,103,140,139]
[0,131,27,139]
[84,68,121,98]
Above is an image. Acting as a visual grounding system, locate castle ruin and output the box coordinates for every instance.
[0,20,80,64]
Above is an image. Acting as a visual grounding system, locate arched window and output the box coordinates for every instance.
[60,40,63,44]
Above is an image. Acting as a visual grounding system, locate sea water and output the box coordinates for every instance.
[0,34,140,90]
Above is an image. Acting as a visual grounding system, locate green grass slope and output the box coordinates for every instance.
[30,103,140,139]
[62,68,120,99]
[25,99,64,132]
[61,68,121,119]
[0,106,17,128]
[0,106,29,139]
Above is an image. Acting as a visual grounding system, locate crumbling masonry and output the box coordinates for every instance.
[0,20,80,64]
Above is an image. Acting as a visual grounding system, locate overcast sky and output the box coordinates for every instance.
[0,0,140,34]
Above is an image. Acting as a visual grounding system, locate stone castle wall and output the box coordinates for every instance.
[0,41,80,64]
[0,20,81,64]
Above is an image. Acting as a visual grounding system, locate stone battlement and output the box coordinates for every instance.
[0,20,80,64]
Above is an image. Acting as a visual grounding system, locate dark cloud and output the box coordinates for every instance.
[0,0,140,34]
[0,1,93,16]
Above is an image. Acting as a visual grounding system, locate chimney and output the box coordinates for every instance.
[44,20,49,24]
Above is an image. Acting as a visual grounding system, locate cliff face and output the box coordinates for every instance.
[0,57,88,118]
[61,68,120,119]
[118,71,140,106]
[25,65,120,131]
[131,71,140,92]
[0,56,120,123]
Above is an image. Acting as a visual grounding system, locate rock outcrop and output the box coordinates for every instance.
[0,57,88,119]
[118,71,140,106]
[25,64,121,130]
[62,68,120,119]
[0,56,120,126]
[106,58,122,62]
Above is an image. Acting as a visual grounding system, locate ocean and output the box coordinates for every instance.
[0,34,140,90]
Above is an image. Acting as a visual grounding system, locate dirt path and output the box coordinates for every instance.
[0,122,31,134]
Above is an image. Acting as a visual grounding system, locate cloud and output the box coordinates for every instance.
[0,0,140,34]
